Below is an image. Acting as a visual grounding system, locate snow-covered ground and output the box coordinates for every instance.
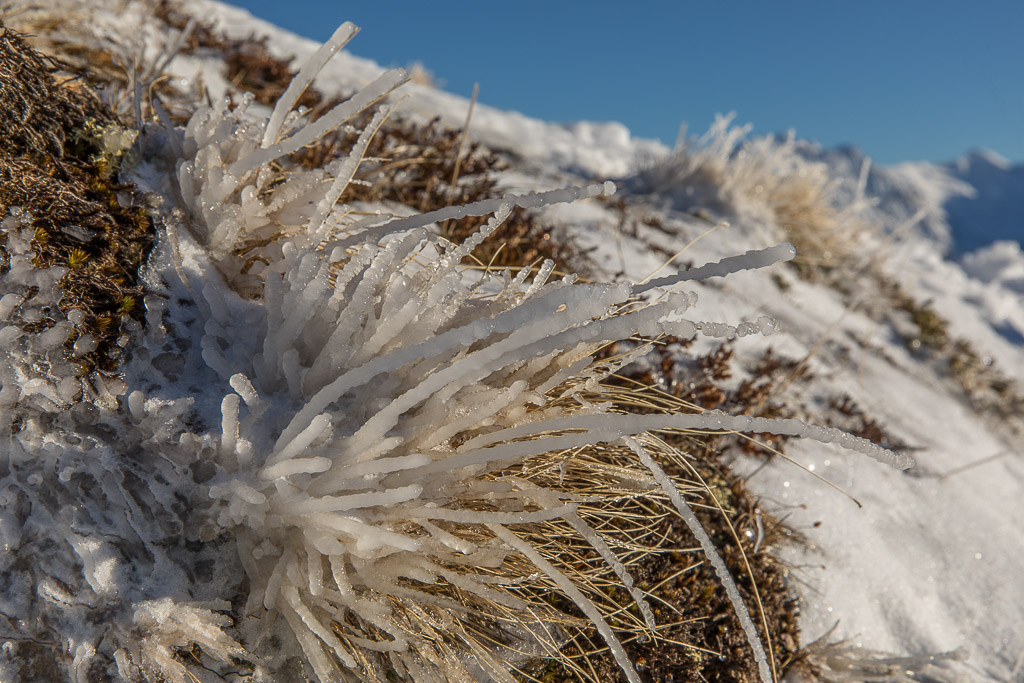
[4,0,1022,679]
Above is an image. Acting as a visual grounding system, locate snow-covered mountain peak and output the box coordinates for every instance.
[956,147,1013,173]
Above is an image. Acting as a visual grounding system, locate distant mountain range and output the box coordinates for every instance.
[801,144,1023,254]
[945,149,1024,252]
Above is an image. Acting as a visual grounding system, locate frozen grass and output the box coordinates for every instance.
[154,19,904,681]
[632,113,873,279]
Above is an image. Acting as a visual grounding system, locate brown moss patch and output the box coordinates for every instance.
[0,25,154,373]
[0,26,115,159]
[223,35,328,111]
[155,0,336,115]
[317,116,578,275]
[826,395,912,452]
[623,342,815,458]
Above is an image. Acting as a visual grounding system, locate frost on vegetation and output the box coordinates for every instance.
[631,113,875,273]
[172,22,407,286]
[0,11,915,683]
[801,644,970,683]
[0,210,80,413]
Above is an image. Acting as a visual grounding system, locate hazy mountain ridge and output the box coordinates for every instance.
[798,142,1022,255]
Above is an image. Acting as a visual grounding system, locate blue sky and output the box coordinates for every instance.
[227,1,1023,165]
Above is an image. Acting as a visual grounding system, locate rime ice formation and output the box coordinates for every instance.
[0,12,915,683]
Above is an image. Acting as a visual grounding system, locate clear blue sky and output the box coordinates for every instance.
[226,0,1023,165]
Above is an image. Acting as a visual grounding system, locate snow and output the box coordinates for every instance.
[963,240,1024,288]
[4,0,1023,680]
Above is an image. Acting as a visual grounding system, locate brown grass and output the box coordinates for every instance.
[515,375,805,683]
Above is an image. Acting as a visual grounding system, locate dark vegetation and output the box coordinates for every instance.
[295,116,580,276]
[879,277,1024,431]
[0,26,153,373]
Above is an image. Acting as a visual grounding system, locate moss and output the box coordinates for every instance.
[770,272,791,293]
[72,118,139,178]
[826,395,912,452]
[66,247,88,269]
[0,27,115,159]
[0,24,155,375]
[900,298,950,352]
[294,114,582,277]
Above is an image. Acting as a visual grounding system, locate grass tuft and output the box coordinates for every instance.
[1,5,922,681]
[631,113,871,282]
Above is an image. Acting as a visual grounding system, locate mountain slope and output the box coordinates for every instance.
[1,1,1022,681]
